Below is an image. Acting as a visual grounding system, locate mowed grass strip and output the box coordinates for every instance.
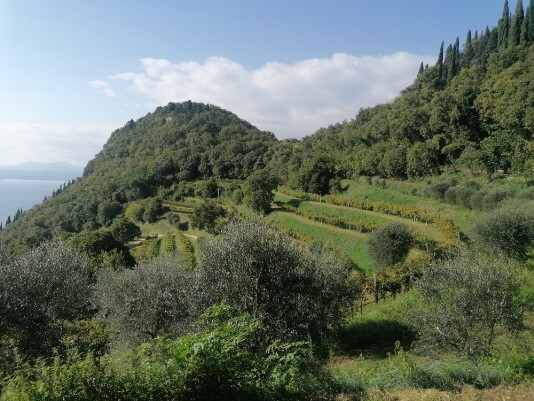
[268,211,371,273]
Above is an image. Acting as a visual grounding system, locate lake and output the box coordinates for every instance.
[0,179,66,226]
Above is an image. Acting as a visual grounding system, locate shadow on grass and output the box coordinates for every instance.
[333,318,417,358]
[287,198,304,208]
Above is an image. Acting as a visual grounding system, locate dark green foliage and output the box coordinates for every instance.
[70,230,135,268]
[198,177,219,198]
[297,155,336,195]
[190,200,227,233]
[1,304,345,401]
[243,169,281,214]
[198,218,356,353]
[0,241,93,357]
[409,252,523,360]
[143,198,163,223]
[367,222,414,270]
[509,0,524,47]
[166,212,181,227]
[94,257,196,348]
[498,0,511,49]
[437,41,444,78]
[381,144,407,179]
[96,200,122,227]
[406,143,438,178]
[109,217,141,243]
[424,179,455,200]
[472,199,534,260]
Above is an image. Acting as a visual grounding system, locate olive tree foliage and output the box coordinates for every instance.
[0,241,93,356]
[472,199,534,260]
[409,252,523,360]
[94,256,196,348]
[367,222,414,270]
[197,217,357,353]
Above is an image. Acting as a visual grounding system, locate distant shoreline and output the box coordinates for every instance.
[0,172,81,181]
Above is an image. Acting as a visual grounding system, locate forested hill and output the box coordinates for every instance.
[282,0,533,182]
[1,1,533,254]
[0,102,276,253]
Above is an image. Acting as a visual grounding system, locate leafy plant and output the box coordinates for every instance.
[408,252,523,360]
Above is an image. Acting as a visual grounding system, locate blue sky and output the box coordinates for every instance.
[1,0,509,166]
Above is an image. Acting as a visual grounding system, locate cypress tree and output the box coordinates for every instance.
[418,61,424,75]
[529,0,534,41]
[521,6,530,43]
[6,216,11,226]
[498,0,511,49]
[466,29,472,45]
[509,0,524,46]
[444,43,454,81]
[437,41,444,78]
[474,30,479,40]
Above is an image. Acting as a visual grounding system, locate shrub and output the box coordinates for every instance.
[408,252,523,360]
[1,304,347,401]
[367,222,414,270]
[472,200,534,260]
[94,256,196,348]
[198,217,357,354]
[0,241,93,357]
[190,200,227,233]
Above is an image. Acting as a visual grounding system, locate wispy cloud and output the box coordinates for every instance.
[89,80,116,97]
[103,52,435,137]
[0,122,117,166]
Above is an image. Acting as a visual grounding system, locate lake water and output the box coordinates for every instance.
[0,179,65,226]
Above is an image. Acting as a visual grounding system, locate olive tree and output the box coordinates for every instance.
[367,222,414,303]
[367,222,414,269]
[409,252,523,360]
[197,217,356,354]
[94,256,196,348]
[0,241,93,356]
[472,199,534,260]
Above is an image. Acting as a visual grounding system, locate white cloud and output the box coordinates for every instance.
[0,122,117,166]
[107,52,435,137]
[89,79,115,97]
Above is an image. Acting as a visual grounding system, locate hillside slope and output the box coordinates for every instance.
[0,102,276,253]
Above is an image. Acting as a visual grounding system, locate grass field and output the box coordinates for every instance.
[275,192,446,243]
[267,210,371,273]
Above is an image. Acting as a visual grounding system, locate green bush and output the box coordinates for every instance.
[0,241,93,358]
[198,217,357,354]
[1,304,347,401]
[472,200,534,260]
[367,222,414,270]
[94,256,196,348]
[408,252,523,360]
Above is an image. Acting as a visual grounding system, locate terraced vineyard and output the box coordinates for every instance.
[268,183,464,274]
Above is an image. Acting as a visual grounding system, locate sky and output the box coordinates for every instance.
[0,0,510,167]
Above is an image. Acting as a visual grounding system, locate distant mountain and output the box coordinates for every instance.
[0,162,83,181]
